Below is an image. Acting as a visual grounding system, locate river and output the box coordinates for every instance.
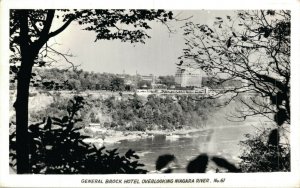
[105,124,264,172]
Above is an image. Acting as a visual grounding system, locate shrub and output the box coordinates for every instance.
[133,121,147,131]
[238,129,290,172]
[155,153,241,173]
[9,96,147,174]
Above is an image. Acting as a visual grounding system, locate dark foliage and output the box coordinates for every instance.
[268,129,280,146]
[9,96,147,174]
[155,154,176,172]
[156,153,240,173]
[274,108,289,126]
[211,156,241,172]
[186,154,209,173]
[239,129,290,172]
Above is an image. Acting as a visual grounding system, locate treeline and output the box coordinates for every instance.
[10,68,241,91]
[101,94,218,131]
[34,68,135,91]
[29,93,219,131]
[10,68,176,91]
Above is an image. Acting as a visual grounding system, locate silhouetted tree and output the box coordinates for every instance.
[10,9,173,174]
[179,10,290,172]
[179,10,290,125]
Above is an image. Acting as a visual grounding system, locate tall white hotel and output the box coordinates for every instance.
[175,67,203,88]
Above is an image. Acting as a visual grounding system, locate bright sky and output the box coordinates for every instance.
[50,10,234,76]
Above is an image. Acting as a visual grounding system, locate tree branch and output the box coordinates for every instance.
[40,10,55,38]
[48,16,75,38]
[29,17,41,35]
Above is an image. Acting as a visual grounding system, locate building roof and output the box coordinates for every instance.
[175,67,204,76]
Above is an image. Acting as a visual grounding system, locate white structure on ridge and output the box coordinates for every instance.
[175,67,203,88]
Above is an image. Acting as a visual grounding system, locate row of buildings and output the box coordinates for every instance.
[135,67,204,88]
[127,66,242,90]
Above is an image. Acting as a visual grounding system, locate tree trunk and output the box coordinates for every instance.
[14,55,34,174]
[12,9,71,174]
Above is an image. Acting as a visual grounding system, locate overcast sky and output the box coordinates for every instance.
[50,10,234,76]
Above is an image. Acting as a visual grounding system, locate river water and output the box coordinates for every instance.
[105,124,262,172]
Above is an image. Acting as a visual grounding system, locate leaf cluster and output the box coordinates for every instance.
[239,128,290,172]
[9,96,147,174]
[155,153,241,173]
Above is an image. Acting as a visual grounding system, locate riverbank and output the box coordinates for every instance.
[81,126,207,148]
[81,120,272,149]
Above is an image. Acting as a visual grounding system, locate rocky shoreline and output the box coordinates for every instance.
[81,126,205,148]
[80,122,264,148]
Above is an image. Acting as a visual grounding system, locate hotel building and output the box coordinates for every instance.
[175,67,203,88]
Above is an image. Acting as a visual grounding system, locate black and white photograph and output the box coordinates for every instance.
[1,0,300,187]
